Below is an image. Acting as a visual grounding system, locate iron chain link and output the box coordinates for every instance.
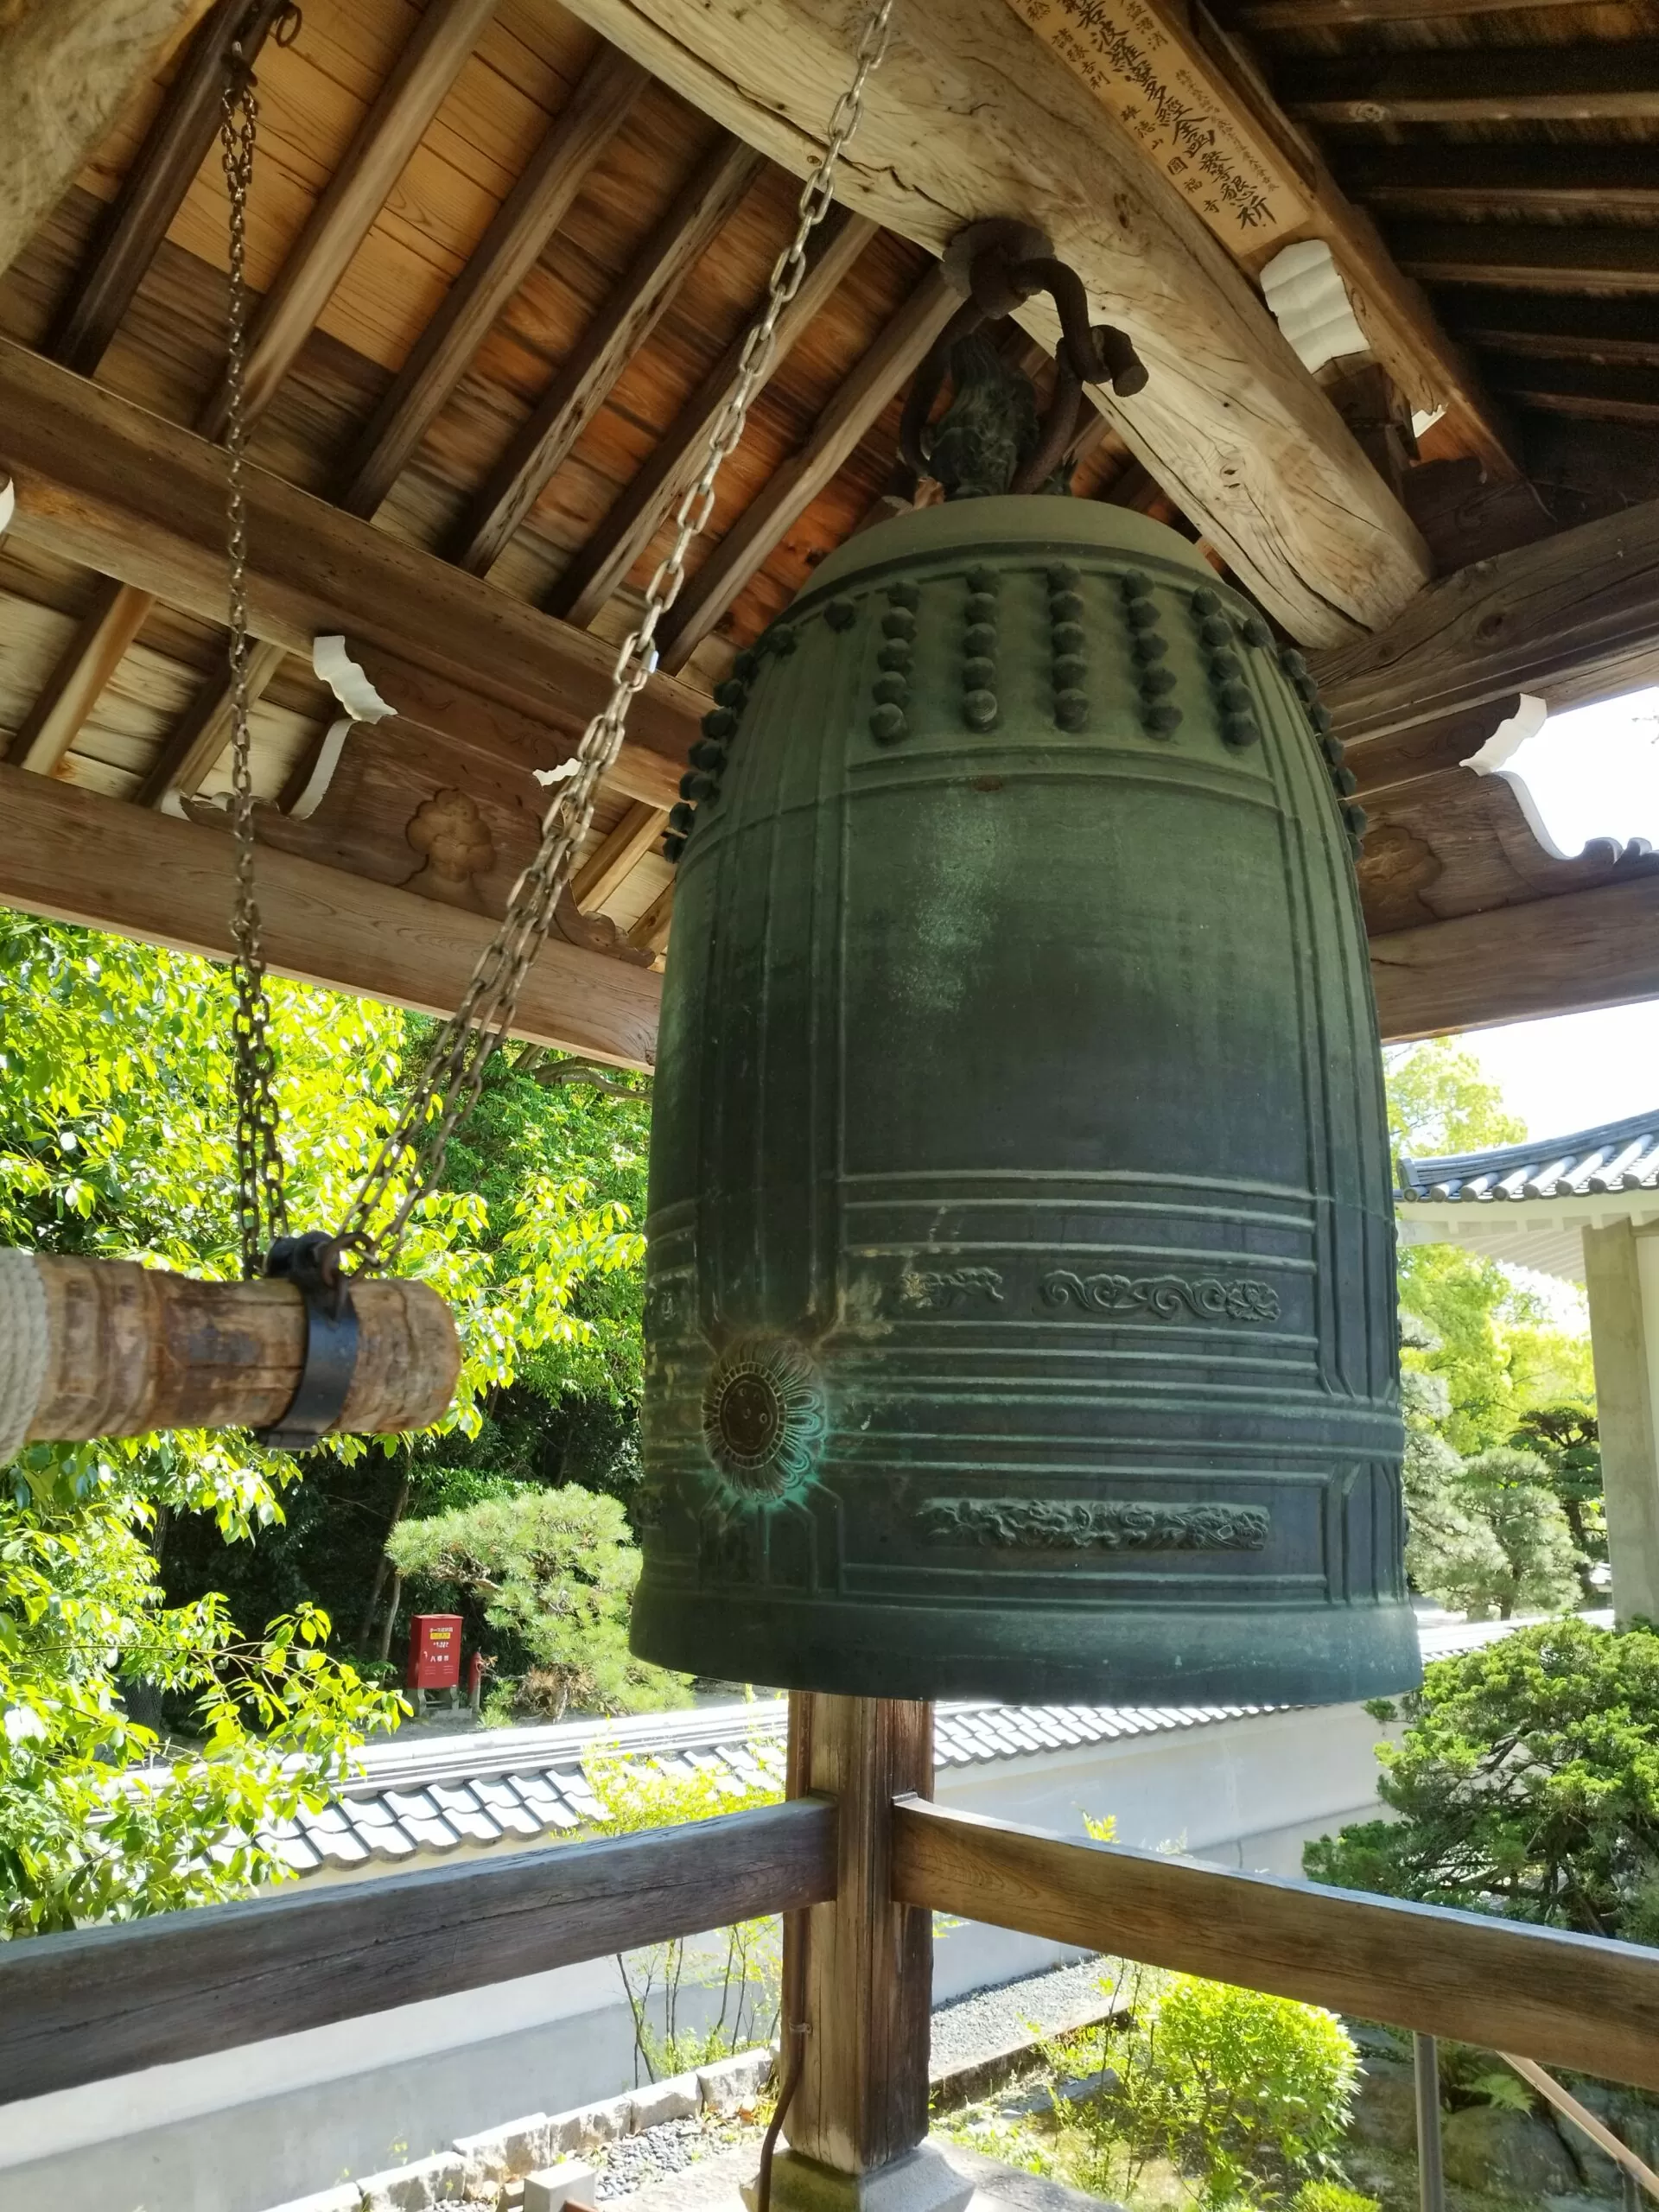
[221,41,289,1280]
[334,0,895,1274]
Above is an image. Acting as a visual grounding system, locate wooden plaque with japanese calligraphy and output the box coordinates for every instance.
[1002,0,1306,251]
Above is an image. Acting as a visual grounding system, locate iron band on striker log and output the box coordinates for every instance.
[253,1232,360,1451]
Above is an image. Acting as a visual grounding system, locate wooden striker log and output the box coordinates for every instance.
[22,1255,460,1442]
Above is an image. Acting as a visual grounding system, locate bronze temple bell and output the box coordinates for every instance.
[631,253,1417,1707]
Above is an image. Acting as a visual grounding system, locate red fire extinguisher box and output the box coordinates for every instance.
[406,1613,463,1692]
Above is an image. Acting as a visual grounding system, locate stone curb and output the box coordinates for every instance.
[258,2048,778,2212]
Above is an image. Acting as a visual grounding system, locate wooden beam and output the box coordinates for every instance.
[1487,357,1659,428]
[135,637,289,808]
[1339,143,1659,222]
[1350,697,1526,800]
[454,132,764,576]
[0,0,207,283]
[550,0,1431,644]
[1241,0,1572,28]
[550,205,877,626]
[0,765,663,1071]
[327,639,686,810]
[1440,289,1659,370]
[1370,874,1659,1041]
[337,41,650,519]
[1391,224,1659,296]
[0,345,702,779]
[49,0,293,375]
[199,0,499,439]
[656,264,959,672]
[1283,43,1659,126]
[0,1797,834,2105]
[5,575,154,772]
[892,1799,1659,2094]
[1315,492,1659,744]
[572,801,669,909]
[785,1697,933,2183]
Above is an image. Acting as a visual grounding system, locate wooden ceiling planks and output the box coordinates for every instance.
[338,41,650,518]
[1217,0,1659,498]
[453,130,765,575]
[2,0,1656,1044]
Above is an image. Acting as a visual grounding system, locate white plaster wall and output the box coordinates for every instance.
[0,1700,1398,2212]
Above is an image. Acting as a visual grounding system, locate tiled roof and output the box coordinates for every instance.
[270,1617,1526,1880]
[1397,1109,1659,1205]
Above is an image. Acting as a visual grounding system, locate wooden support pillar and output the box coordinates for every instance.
[767,1696,967,2212]
[1584,1222,1659,1626]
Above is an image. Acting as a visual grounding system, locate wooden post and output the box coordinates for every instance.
[763,1696,969,2212]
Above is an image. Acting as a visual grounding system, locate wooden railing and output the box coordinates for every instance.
[6,1755,1659,2132]
[0,1798,836,2104]
[891,1799,1659,2094]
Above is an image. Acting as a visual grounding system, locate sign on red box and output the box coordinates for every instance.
[407,1613,462,1690]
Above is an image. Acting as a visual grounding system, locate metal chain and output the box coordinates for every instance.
[335,0,896,1274]
[221,40,289,1278]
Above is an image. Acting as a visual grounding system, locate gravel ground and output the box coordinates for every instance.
[594,2114,749,2200]
[588,1961,1113,2202]
[931,1957,1112,2069]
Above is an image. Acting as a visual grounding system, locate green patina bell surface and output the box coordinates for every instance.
[630,496,1419,1706]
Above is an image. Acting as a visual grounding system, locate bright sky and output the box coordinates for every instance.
[1452,689,1659,1143]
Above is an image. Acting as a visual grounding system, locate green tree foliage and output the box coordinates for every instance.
[0,1476,397,1934]
[1304,1618,1659,1942]
[1398,1319,1507,1606]
[0,912,657,1927]
[385,1486,688,1719]
[1384,1041,1598,1465]
[1383,1038,1525,1164]
[1452,1446,1583,1620]
[1514,1404,1605,1594]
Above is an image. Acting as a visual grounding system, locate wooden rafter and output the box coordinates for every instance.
[16,0,499,795]
[627,879,675,957]
[656,263,960,673]
[0,0,207,282]
[6,577,155,773]
[198,0,500,439]
[134,637,288,808]
[0,766,663,1072]
[1282,42,1659,127]
[550,203,877,626]
[49,0,293,376]
[1486,360,1659,429]
[1440,293,1659,370]
[550,0,1432,643]
[1391,226,1659,297]
[1338,143,1659,221]
[1239,0,1566,26]
[0,342,702,780]
[454,131,765,577]
[571,802,670,911]
[337,40,651,521]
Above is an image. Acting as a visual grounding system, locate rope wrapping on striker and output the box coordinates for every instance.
[0,1249,48,1463]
